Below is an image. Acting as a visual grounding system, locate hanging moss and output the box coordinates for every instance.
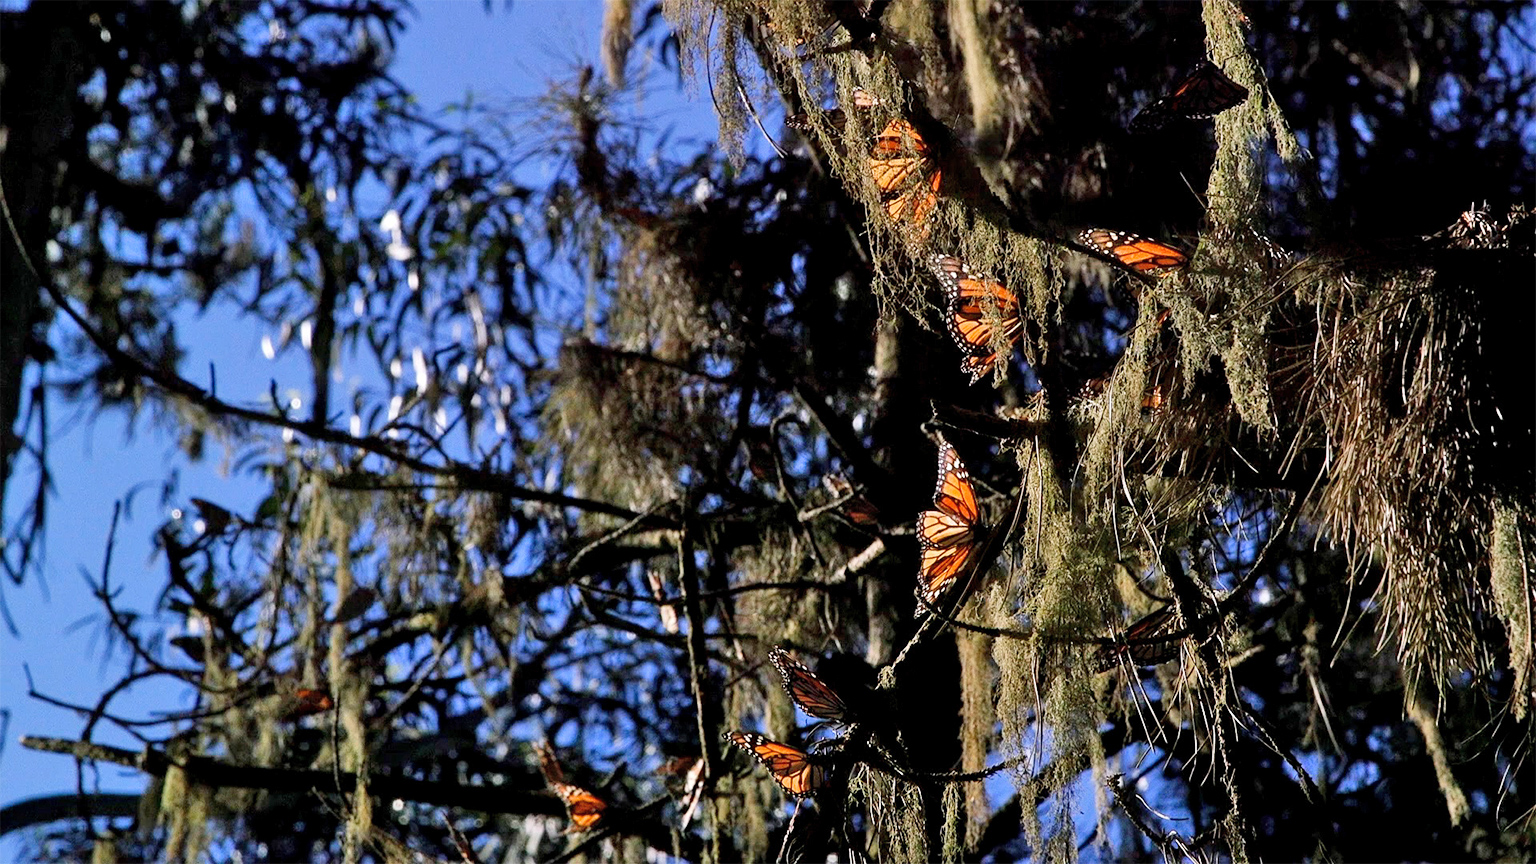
[940,781,963,863]
[849,763,929,863]
[1489,501,1534,720]
[956,627,992,850]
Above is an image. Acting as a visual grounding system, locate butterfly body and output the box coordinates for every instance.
[724,731,835,797]
[916,440,985,607]
[930,255,1024,383]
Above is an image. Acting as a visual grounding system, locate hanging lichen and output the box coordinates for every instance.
[956,627,993,850]
[1489,501,1534,719]
[849,763,929,863]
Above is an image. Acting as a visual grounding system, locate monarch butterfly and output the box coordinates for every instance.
[1130,60,1248,132]
[286,688,334,719]
[821,472,881,526]
[724,731,834,797]
[930,255,1024,383]
[916,439,984,607]
[551,783,608,832]
[1078,228,1190,279]
[1076,377,1168,415]
[869,119,941,232]
[536,742,609,832]
[786,87,882,131]
[1093,604,1185,672]
[769,647,855,723]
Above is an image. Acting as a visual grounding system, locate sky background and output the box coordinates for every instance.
[0,1,727,852]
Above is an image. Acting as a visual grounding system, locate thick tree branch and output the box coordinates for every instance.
[20,735,558,816]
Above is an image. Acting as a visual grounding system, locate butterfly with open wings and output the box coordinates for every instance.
[1093,604,1185,672]
[1078,228,1190,280]
[916,439,985,610]
[869,119,942,234]
[1130,60,1248,133]
[724,731,836,798]
[930,255,1024,384]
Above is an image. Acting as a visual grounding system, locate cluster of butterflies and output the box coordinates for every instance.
[725,621,1196,801]
[794,61,1248,385]
[536,741,709,835]
[725,646,869,797]
[536,61,1252,826]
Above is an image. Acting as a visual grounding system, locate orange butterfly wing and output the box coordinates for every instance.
[770,647,853,723]
[915,441,983,604]
[725,731,829,798]
[1130,60,1248,131]
[551,782,608,832]
[1165,60,1248,117]
[870,120,941,232]
[1093,604,1185,672]
[1078,228,1189,278]
[931,255,1023,383]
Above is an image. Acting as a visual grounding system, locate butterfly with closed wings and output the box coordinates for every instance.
[769,646,856,724]
[821,472,881,527]
[930,255,1024,384]
[536,741,609,833]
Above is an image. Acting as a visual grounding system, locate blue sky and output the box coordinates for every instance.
[0,0,725,851]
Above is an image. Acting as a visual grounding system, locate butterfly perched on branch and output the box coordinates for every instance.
[535,742,609,832]
[769,646,859,724]
[869,119,942,234]
[930,255,1024,384]
[724,731,836,798]
[1130,60,1248,133]
[820,472,881,527]
[1093,604,1185,672]
[785,87,882,131]
[1077,228,1190,280]
[916,439,985,610]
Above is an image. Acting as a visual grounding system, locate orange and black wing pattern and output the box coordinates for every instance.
[1131,60,1248,132]
[1078,229,1189,279]
[930,255,1023,383]
[1093,604,1185,672]
[869,119,941,233]
[535,741,608,832]
[725,731,831,798]
[916,440,984,606]
[285,688,334,720]
[821,473,881,527]
[788,87,881,131]
[769,647,854,723]
[550,782,608,832]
